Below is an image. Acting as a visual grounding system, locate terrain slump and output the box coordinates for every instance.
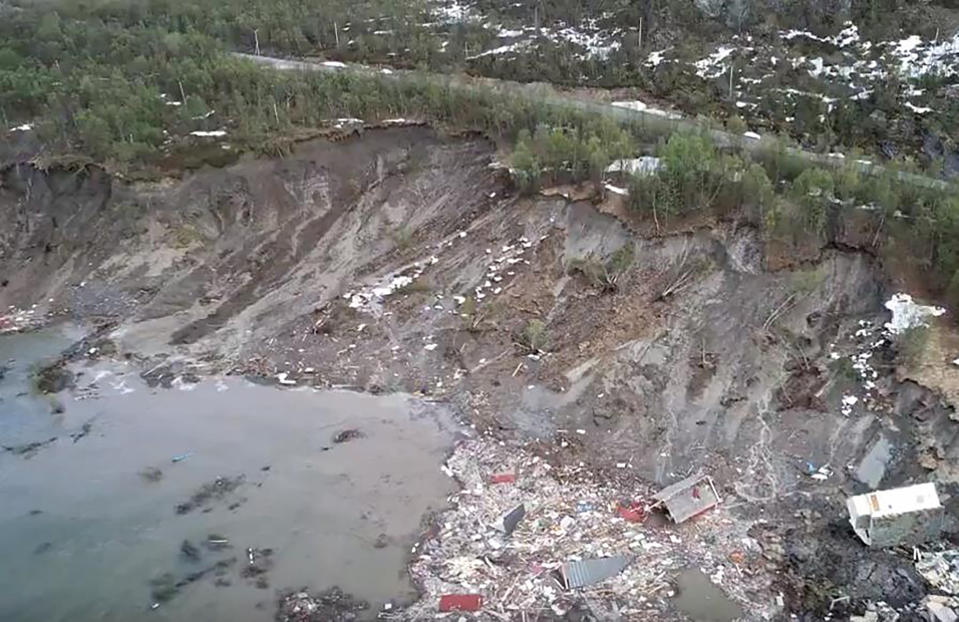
[0,327,459,621]
[3,127,959,618]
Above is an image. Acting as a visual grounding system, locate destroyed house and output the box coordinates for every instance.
[846,482,944,548]
[652,474,721,523]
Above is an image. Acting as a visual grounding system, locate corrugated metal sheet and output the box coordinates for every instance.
[653,473,707,503]
[561,556,631,589]
[653,474,720,523]
[499,503,525,535]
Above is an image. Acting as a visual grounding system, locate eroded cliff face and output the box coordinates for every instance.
[2,126,958,616]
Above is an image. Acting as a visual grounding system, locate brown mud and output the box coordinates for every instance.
[3,126,959,618]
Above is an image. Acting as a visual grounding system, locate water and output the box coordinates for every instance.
[856,434,893,488]
[673,568,744,622]
[0,327,459,621]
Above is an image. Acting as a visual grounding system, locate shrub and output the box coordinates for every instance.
[517,319,549,354]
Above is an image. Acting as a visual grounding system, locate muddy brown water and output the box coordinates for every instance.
[673,568,744,622]
[0,327,459,621]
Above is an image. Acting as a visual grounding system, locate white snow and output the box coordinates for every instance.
[468,40,531,59]
[322,61,347,69]
[781,22,860,48]
[189,130,227,137]
[904,102,933,114]
[694,45,736,79]
[497,28,524,38]
[433,0,478,23]
[547,25,621,60]
[646,49,668,67]
[883,293,945,335]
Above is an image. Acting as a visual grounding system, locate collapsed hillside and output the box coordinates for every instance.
[3,126,959,618]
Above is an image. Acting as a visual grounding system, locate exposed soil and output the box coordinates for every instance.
[4,126,959,618]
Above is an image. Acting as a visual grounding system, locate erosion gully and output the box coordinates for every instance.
[0,325,459,622]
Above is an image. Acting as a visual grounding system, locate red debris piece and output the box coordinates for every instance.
[616,502,646,523]
[439,594,483,612]
[489,473,516,484]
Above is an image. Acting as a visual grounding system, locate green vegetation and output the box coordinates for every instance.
[510,121,634,194]
[516,318,549,354]
[3,0,959,311]
[568,244,635,293]
[897,325,930,369]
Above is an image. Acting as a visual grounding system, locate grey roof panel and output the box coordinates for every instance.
[561,556,631,589]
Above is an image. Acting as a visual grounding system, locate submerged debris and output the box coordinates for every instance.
[139,466,164,482]
[332,429,363,444]
[174,475,245,515]
[276,587,369,622]
[2,436,57,457]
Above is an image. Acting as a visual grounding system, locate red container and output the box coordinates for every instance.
[616,503,645,523]
[439,594,484,612]
[489,473,516,484]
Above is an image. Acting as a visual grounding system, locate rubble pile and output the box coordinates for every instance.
[917,549,959,595]
[0,305,48,334]
[401,439,775,619]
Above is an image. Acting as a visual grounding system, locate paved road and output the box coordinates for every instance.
[236,52,949,192]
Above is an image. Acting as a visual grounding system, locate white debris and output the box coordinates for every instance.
[189,130,228,137]
[605,157,661,176]
[611,100,682,120]
[276,372,297,386]
[322,60,348,69]
[424,343,438,351]
[604,183,628,196]
[884,293,945,335]
[743,131,761,140]
[10,123,33,132]
[841,394,859,416]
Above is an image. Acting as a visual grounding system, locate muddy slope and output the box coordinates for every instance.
[3,127,959,615]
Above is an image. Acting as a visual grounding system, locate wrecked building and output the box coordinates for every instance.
[847,482,944,547]
[652,474,721,523]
